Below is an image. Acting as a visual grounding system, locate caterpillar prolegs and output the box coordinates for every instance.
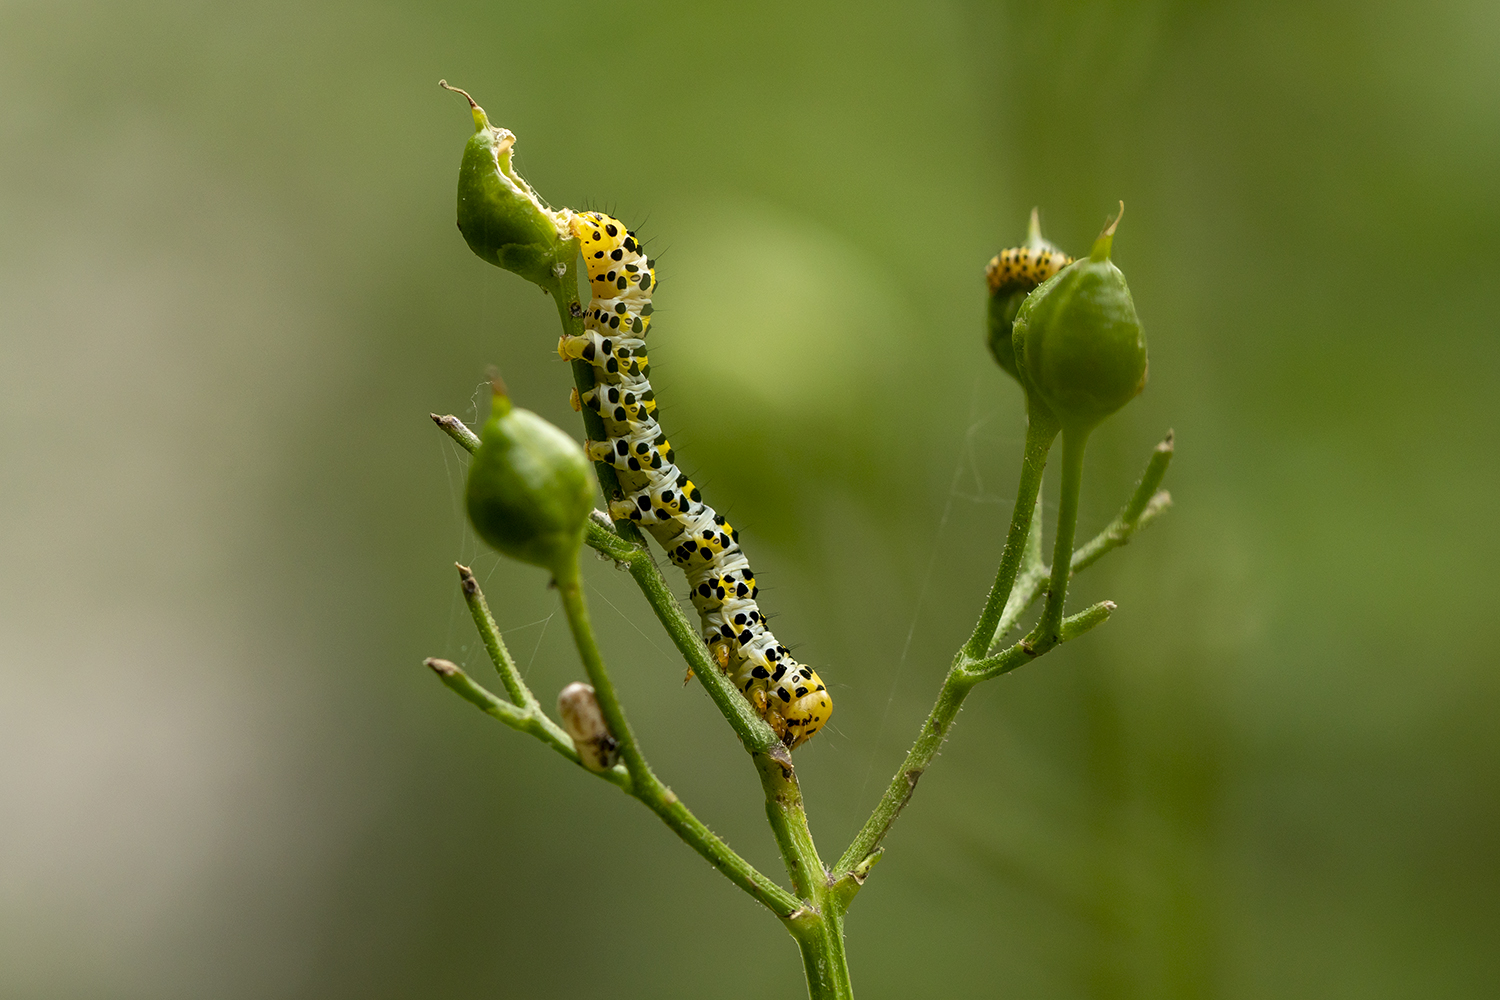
[559,211,832,749]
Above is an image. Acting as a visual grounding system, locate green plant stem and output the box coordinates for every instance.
[1034,426,1090,644]
[967,602,1116,680]
[963,401,1058,659]
[788,906,854,1000]
[833,402,1057,879]
[613,541,829,901]
[552,564,648,787]
[455,562,534,709]
[832,596,1117,881]
[612,525,780,753]
[538,263,645,542]
[835,664,978,877]
[429,553,797,916]
[995,491,1046,639]
[833,428,1170,881]
[552,561,803,918]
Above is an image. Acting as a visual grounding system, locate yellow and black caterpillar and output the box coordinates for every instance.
[559,211,832,749]
[985,244,1074,298]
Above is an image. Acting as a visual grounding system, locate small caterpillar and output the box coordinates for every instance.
[985,245,1074,297]
[559,211,832,749]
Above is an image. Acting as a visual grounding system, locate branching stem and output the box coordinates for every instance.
[430,557,800,917]
[552,566,803,916]
[425,656,631,789]
[834,427,1170,881]
[988,430,1172,650]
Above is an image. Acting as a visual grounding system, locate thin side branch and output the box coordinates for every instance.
[456,562,535,709]
[431,411,482,452]
[425,657,630,790]
[1069,430,1174,575]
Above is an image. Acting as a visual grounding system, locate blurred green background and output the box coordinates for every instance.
[3,1,1496,997]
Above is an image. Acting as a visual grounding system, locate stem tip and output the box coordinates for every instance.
[425,657,460,677]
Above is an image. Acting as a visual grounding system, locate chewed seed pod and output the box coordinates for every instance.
[986,208,1074,380]
[466,378,595,576]
[443,81,573,289]
[1013,203,1147,432]
[557,682,619,772]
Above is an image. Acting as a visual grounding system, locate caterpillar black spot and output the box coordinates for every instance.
[559,211,832,749]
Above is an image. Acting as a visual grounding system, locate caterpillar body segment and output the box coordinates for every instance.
[609,472,704,523]
[568,210,832,748]
[985,245,1074,297]
[580,383,658,424]
[585,426,675,473]
[558,331,651,378]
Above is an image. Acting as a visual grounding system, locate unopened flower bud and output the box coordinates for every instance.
[466,379,594,576]
[444,82,573,289]
[557,682,619,772]
[1013,205,1147,432]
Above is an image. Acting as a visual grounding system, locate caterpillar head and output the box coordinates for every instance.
[571,211,637,260]
[778,666,833,749]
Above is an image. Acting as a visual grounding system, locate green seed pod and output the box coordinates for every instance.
[1013,205,1147,432]
[443,81,573,289]
[556,681,620,772]
[985,208,1074,380]
[466,379,595,576]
